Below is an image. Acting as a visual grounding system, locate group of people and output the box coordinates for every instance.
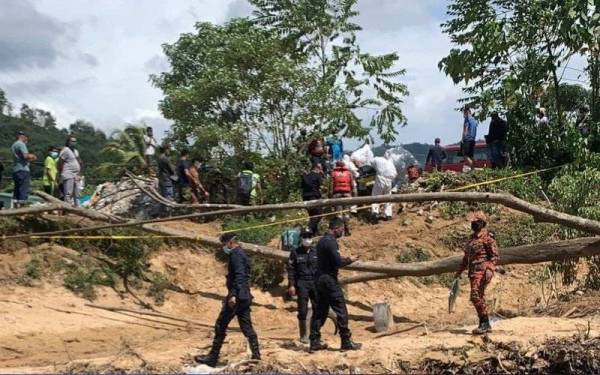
[425,108,509,171]
[194,208,499,367]
[9,130,83,208]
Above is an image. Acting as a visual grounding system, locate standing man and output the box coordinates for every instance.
[237,161,262,206]
[287,229,319,344]
[43,146,59,196]
[462,108,478,171]
[58,136,81,207]
[371,152,397,222]
[301,162,324,235]
[455,212,499,335]
[195,233,261,366]
[157,145,176,201]
[330,160,354,236]
[309,217,361,352]
[426,138,447,171]
[176,149,192,203]
[188,159,210,203]
[11,131,37,208]
[486,112,508,169]
[143,127,158,172]
[326,135,344,168]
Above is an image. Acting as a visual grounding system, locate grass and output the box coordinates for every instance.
[17,253,43,286]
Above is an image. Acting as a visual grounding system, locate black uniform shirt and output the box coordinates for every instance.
[316,233,353,280]
[287,245,318,286]
[301,171,322,200]
[226,247,252,300]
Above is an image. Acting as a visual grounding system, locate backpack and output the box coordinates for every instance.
[281,227,301,251]
[238,172,253,201]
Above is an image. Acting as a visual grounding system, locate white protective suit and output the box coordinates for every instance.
[371,151,398,218]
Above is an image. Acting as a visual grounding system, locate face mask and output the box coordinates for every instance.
[471,220,485,232]
[68,143,76,150]
[50,152,58,158]
[223,246,232,255]
[301,238,312,247]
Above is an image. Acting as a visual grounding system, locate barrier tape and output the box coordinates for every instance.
[13,165,566,241]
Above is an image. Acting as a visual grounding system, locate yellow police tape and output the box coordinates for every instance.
[22,165,566,240]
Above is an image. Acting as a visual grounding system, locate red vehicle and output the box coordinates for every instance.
[425,142,490,172]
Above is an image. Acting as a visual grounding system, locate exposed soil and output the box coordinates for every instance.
[1,209,599,373]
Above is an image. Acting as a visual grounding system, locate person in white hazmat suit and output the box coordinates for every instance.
[371,150,398,220]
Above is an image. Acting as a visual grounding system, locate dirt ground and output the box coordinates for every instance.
[1,209,599,373]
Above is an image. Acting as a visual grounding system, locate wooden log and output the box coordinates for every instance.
[6,191,600,241]
[143,224,600,284]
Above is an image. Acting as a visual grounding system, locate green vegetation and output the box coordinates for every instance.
[63,259,116,301]
[146,272,170,306]
[17,253,43,286]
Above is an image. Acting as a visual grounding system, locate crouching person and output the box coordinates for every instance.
[287,229,319,344]
[455,212,499,334]
[195,233,260,366]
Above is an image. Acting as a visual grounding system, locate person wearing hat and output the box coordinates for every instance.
[11,131,37,208]
[536,107,549,126]
[287,228,319,343]
[309,217,361,352]
[195,233,261,367]
[455,212,499,334]
[426,138,447,171]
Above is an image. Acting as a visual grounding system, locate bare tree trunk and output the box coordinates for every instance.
[143,223,600,284]
[5,192,600,241]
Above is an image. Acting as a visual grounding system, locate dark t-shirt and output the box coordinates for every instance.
[177,159,190,185]
[158,154,174,185]
[301,171,323,200]
[316,233,352,280]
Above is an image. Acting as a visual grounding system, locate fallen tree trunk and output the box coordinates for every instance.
[7,191,600,241]
[143,224,600,284]
[0,191,126,223]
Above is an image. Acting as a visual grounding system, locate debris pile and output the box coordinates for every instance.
[85,176,163,219]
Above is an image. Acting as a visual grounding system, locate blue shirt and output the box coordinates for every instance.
[11,140,30,173]
[463,116,478,141]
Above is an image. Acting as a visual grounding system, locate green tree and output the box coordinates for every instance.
[252,0,408,143]
[99,125,148,176]
[0,88,8,115]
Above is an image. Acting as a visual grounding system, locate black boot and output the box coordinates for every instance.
[248,336,261,360]
[309,339,328,353]
[472,315,491,335]
[340,337,362,351]
[194,335,224,367]
[299,320,309,344]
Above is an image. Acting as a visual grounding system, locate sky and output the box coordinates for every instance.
[0,0,518,147]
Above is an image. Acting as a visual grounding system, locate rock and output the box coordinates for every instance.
[86,177,163,219]
[402,219,412,226]
[417,209,424,216]
[425,215,434,224]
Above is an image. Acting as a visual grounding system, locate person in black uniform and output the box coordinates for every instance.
[195,233,261,367]
[301,161,324,235]
[287,228,319,344]
[309,217,362,352]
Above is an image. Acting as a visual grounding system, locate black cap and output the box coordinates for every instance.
[17,130,27,136]
[329,217,345,229]
[300,228,313,238]
[220,232,238,243]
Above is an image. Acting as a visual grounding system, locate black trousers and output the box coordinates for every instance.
[296,279,318,321]
[305,196,323,235]
[310,274,351,341]
[214,297,257,340]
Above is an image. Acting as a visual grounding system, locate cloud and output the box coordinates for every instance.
[79,52,99,67]
[6,77,96,96]
[225,0,254,19]
[144,55,170,73]
[0,0,69,71]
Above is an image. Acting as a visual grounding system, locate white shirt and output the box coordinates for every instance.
[144,135,158,156]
